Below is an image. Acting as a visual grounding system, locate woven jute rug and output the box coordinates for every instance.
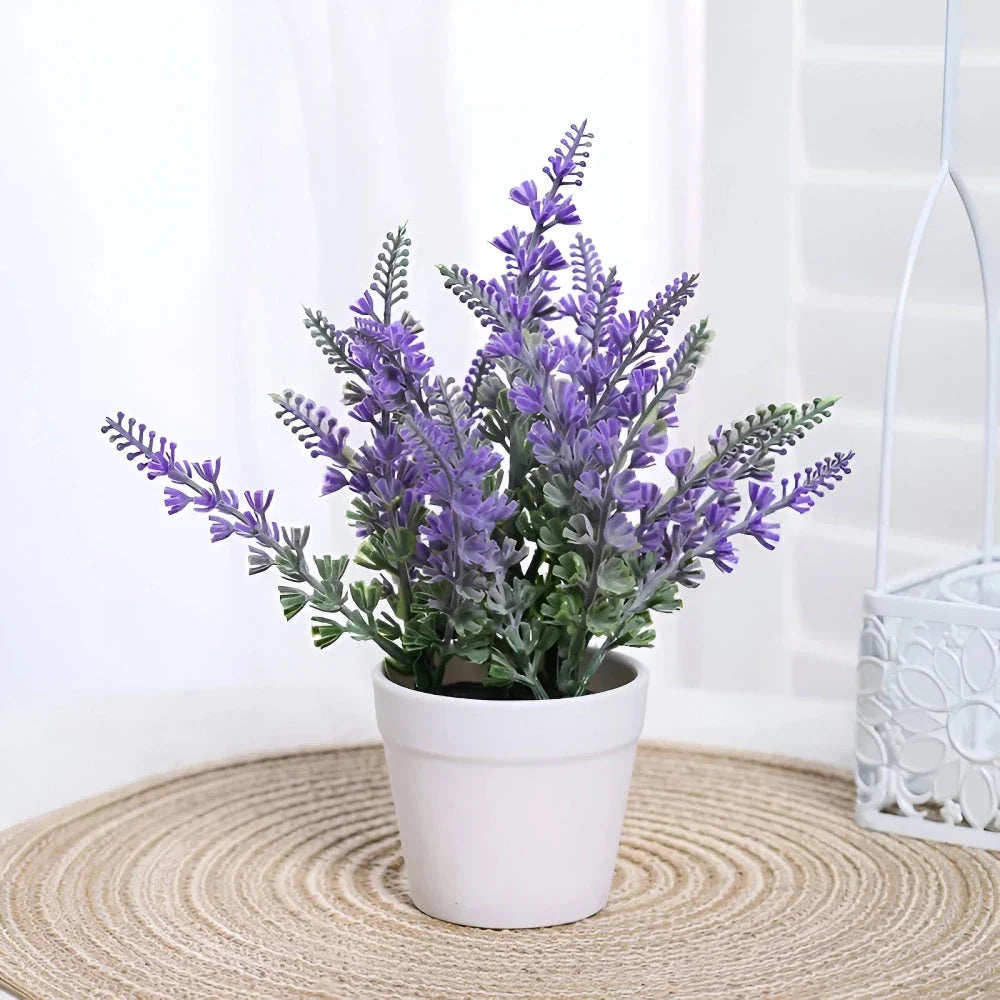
[1,743,998,1000]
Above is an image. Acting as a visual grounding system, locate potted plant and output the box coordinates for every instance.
[102,121,852,929]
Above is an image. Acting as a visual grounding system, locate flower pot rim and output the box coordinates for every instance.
[373,651,647,711]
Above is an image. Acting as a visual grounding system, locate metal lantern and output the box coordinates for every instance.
[855,0,1000,849]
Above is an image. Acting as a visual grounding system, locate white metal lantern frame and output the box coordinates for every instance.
[855,0,1000,849]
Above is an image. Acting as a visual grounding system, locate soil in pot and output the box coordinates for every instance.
[438,682,524,700]
[436,681,595,700]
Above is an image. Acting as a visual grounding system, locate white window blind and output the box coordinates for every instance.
[686,0,1000,699]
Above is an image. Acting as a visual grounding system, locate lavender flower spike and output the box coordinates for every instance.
[101,121,852,699]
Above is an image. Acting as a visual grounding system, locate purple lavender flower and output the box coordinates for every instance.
[102,121,852,700]
[509,180,538,206]
[665,448,693,480]
[163,487,193,515]
[508,379,544,415]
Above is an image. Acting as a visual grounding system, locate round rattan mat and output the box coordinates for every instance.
[1,742,998,1000]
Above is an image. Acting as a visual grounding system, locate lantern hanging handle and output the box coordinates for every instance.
[873,0,998,592]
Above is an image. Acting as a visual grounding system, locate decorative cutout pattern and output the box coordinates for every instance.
[857,613,1000,834]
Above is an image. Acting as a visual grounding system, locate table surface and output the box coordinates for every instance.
[0,678,853,1000]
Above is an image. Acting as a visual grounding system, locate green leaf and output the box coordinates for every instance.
[504,623,533,654]
[537,625,560,654]
[311,616,345,649]
[485,661,518,686]
[515,506,544,538]
[354,540,388,571]
[278,586,308,621]
[619,611,656,647]
[247,547,273,576]
[314,554,349,582]
[596,556,635,596]
[552,552,587,585]
[452,603,488,636]
[384,528,417,562]
[281,525,311,552]
[563,513,595,546]
[540,591,582,626]
[402,613,441,652]
[309,580,344,614]
[377,614,402,641]
[273,551,306,583]
[542,478,576,509]
[349,580,381,614]
[454,638,491,664]
[586,596,621,636]
[537,520,567,553]
[485,583,513,615]
[345,616,376,641]
[649,582,682,613]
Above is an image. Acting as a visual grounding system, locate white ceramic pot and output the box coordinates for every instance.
[372,653,648,928]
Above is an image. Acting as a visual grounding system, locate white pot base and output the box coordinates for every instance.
[373,655,648,929]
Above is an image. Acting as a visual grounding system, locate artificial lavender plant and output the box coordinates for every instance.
[102,121,852,699]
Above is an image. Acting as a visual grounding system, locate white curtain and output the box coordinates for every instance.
[0,0,704,718]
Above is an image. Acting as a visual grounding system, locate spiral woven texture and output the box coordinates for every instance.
[1,742,998,999]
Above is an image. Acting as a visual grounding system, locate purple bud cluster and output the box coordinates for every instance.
[102,120,852,698]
